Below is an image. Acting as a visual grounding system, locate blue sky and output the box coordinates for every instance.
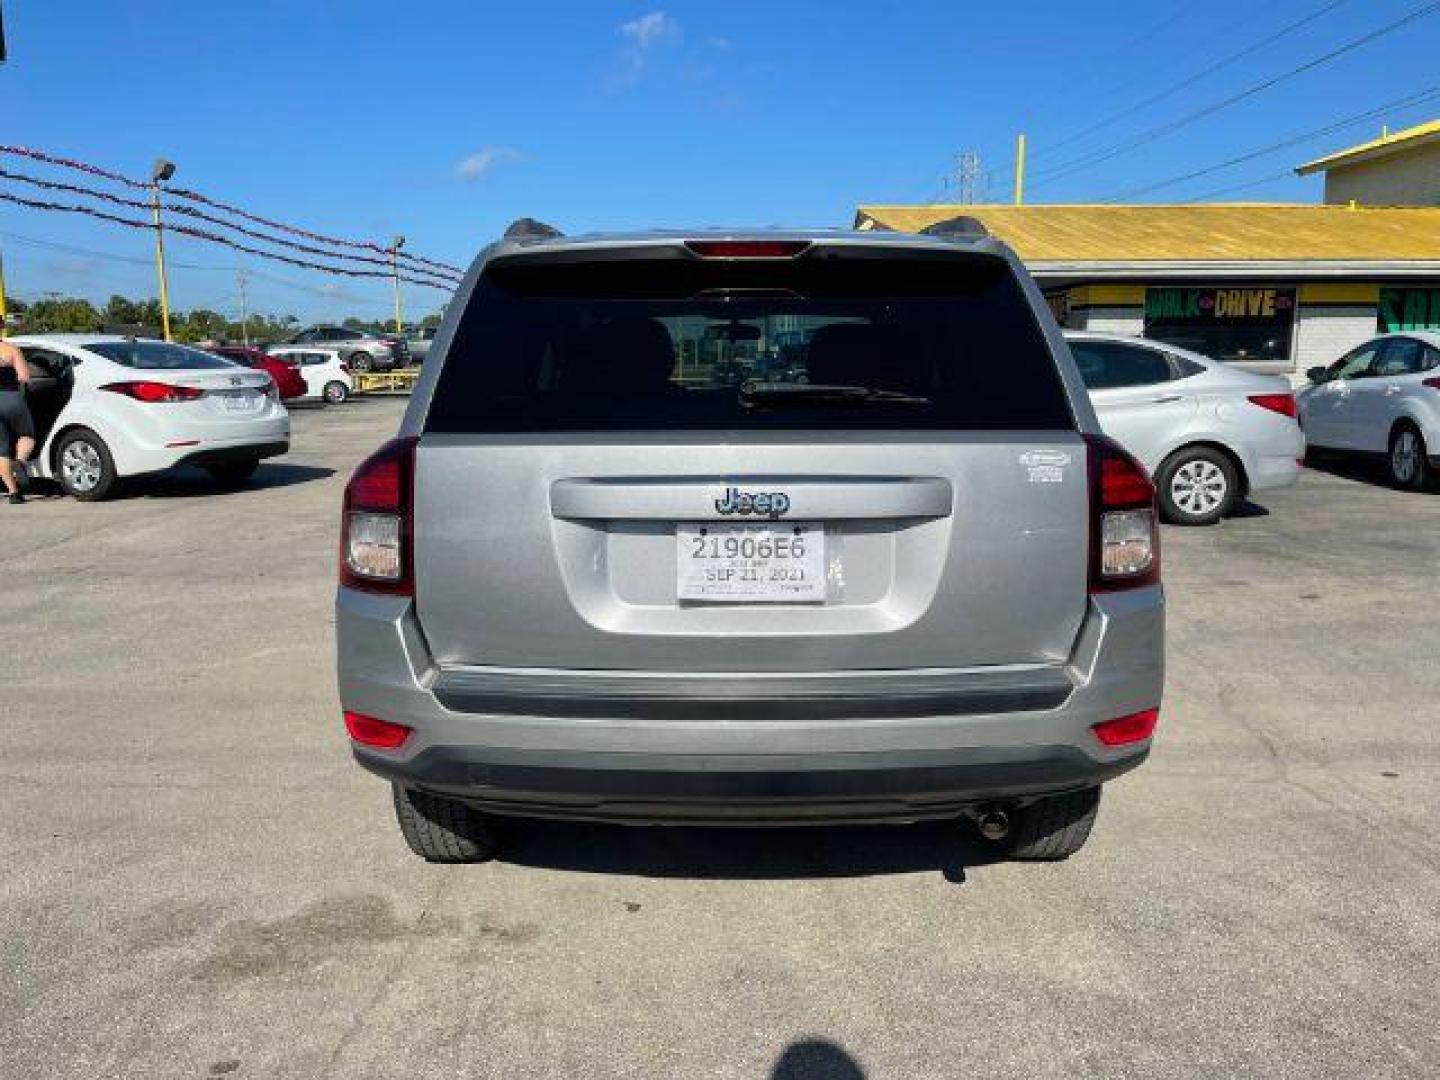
[3,0,1439,322]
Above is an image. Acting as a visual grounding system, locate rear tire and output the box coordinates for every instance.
[1387,424,1429,491]
[1157,446,1236,525]
[349,351,373,373]
[206,459,259,486]
[392,785,498,863]
[1003,787,1101,861]
[55,428,118,502]
[323,380,349,404]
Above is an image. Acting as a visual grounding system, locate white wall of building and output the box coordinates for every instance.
[1075,307,1144,335]
[1293,305,1376,372]
[1323,143,1440,206]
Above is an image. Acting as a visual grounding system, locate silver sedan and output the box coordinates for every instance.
[1065,332,1304,525]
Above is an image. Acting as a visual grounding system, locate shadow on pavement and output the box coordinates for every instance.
[493,817,1003,882]
[1302,455,1435,492]
[771,1039,866,1079]
[1225,499,1270,519]
[115,462,336,499]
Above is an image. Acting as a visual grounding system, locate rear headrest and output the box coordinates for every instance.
[805,323,928,391]
[567,317,675,393]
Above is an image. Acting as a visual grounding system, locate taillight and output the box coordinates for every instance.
[340,364,352,375]
[684,239,811,258]
[344,710,413,750]
[1092,707,1160,747]
[1247,393,1297,418]
[100,381,205,403]
[340,436,417,594]
[1085,434,1160,592]
[1423,377,1440,391]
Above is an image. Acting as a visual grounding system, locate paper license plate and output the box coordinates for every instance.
[676,522,825,603]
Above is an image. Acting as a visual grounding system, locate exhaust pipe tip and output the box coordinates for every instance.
[974,807,1011,842]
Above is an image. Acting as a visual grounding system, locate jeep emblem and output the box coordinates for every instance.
[714,487,790,518]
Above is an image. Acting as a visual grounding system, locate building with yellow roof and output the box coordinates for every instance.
[855,201,1440,374]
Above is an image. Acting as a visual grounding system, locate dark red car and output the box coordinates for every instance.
[207,345,308,400]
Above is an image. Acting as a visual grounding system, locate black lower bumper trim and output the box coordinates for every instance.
[353,743,1148,824]
[176,441,288,467]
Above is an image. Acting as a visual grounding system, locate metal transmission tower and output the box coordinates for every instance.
[949,152,988,204]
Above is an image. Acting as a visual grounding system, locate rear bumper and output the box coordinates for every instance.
[352,742,1147,824]
[1248,451,1303,493]
[337,586,1164,824]
[113,416,292,476]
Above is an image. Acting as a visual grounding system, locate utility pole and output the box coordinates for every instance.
[390,235,406,335]
[1013,133,1027,206]
[149,157,177,341]
[951,152,986,204]
[237,268,250,346]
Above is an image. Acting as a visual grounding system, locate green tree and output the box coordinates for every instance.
[178,309,228,342]
[102,294,141,326]
[24,297,101,333]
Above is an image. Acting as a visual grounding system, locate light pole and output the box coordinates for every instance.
[149,157,176,341]
[390,235,405,335]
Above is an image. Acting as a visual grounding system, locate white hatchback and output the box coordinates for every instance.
[266,346,354,404]
[1296,332,1440,490]
[8,334,290,501]
[1065,332,1304,524]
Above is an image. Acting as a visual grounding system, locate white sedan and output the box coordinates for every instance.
[1065,332,1304,524]
[1297,332,1440,490]
[266,345,354,404]
[7,334,290,501]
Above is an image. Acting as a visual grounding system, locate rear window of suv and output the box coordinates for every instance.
[423,248,1075,432]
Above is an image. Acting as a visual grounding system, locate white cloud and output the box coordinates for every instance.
[453,146,525,182]
[610,11,680,86]
[621,11,677,50]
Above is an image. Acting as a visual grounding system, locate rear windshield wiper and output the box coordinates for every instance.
[739,382,933,408]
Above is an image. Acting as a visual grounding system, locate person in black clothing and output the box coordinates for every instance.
[0,339,35,505]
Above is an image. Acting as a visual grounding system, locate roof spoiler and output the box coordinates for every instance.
[503,217,565,241]
[918,215,988,239]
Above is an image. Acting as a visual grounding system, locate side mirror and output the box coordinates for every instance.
[1306,366,1327,384]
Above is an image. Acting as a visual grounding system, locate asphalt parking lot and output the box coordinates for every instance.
[2,396,1438,1080]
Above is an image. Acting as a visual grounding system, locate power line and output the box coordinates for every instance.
[0,228,232,271]
[1098,84,1440,202]
[0,166,461,284]
[1185,169,1299,202]
[1036,0,1354,161]
[0,191,457,291]
[1030,0,1440,190]
[0,143,465,276]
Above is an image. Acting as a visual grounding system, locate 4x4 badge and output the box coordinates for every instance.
[715,487,791,518]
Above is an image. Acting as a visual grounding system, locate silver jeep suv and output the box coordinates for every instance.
[336,220,1164,863]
